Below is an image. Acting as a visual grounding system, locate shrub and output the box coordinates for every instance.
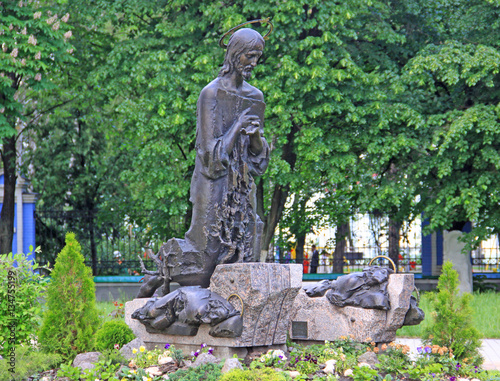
[39,233,100,361]
[95,320,135,351]
[0,247,48,358]
[0,345,61,381]
[422,261,482,362]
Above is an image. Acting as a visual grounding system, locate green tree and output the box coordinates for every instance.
[423,261,482,362]
[60,0,409,254]
[39,233,99,361]
[0,0,74,254]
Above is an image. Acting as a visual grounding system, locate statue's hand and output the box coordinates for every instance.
[241,120,260,136]
[238,108,260,134]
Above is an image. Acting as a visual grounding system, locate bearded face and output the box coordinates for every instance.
[234,46,263,80]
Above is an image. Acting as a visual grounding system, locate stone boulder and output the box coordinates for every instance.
[289,273,417,343]
[72,352,101,371]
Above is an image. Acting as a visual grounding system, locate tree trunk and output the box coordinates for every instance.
[88,209,97,275]
[258,120,299,261]
[295,231,306,267]
[0,135,17,254]
[332,223,349,273]
[388,219,401,271]
[258,182,289,262]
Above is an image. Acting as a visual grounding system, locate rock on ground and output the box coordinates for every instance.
[72,351,101,370]
[221,358,244,373]
[120,337,145,360]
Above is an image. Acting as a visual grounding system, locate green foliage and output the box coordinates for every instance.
[0,345,61,381]
[81,359,120,381]
[423,261,483,362]
[473,275,498,293]
[0,248,47,358]
[99,348,129,366]
[38,233,100,361]
[220,367,291,381]
[168,362,223,381]
[57,362,82,381]
[351,365,382,381]
[95,320,135,351]
[0,0,75,135]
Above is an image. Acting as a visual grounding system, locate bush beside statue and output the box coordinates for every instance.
[39,232,100,361]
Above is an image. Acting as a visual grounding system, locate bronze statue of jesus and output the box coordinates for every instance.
[160,27,270,288]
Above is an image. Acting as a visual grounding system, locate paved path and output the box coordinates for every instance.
[396,338,500,370]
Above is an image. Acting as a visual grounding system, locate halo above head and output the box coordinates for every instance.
[219,18,274,49]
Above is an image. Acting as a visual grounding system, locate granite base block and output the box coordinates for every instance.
[125,263,302,358]
[289,273,415,343]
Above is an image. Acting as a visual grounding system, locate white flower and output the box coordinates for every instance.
[64,30,72,39]
[18,1,23,7]
[2,43,7,52]
[10,48,18,58]
[28,35,37,45]
[52,21,60,31]
[61,13,70,23]
[34,11,41,19]
[9,24,13,31]
[0,108,5,114]
[21,58,26,66]
[35,51,41,59]
[21,27,27,35]
[344,369,353,376]
[34,73,41,81]
[324,359,336,374]
[358,362,371,368]
[66,48,74,54]
[46,15,57,25]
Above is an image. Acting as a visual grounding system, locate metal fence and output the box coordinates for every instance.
[273,244,422,274]
[472,236,500,273]
[34,209,185,276]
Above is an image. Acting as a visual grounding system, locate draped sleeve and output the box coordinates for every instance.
[195,85,230,180]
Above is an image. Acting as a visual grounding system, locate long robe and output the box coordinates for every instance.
[185,78,270,266]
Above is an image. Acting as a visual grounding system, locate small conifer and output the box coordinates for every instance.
[39,233,99,361]
[423,261,482,363]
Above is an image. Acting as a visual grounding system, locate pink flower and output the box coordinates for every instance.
[114,344,120,350]
[34,11,42,19]
[34,73,42,81]
[61,13,70,23]
[10,48,18,58]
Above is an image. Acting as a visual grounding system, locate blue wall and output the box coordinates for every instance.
[0,174,36,257]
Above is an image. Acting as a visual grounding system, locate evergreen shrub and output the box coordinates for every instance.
[423,261,482,363]
[39,233,100,361]
[95,320,135,351]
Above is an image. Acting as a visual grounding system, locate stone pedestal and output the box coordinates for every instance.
[443,230,473,294]
[125,263,302,358]
[289,273,415,343]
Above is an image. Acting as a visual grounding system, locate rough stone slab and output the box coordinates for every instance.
[125,263,302,355]
[209,263,302,346]
[289,274,415,343]
[443,230,473,294]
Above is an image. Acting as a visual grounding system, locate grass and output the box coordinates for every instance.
[396,290,500,338]
[96,300,126,324]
